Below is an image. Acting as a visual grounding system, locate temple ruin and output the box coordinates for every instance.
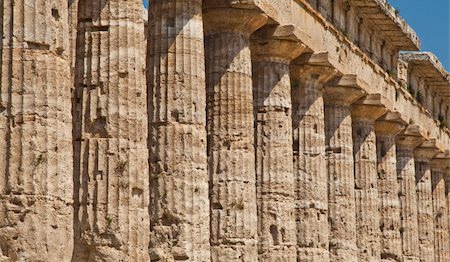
[1,0,450,261]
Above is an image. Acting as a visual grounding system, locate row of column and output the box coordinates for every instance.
[1,1,450,261]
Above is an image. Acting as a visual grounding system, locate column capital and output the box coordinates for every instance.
[414,139,445,162]
[431,151,450,171]
[203,7,268,36]
[396,124,428,150]
[324,75,367,105]
[290,52,339,87]
[351,94,392,122]
[375,111,409,136]
[250,25,307,63]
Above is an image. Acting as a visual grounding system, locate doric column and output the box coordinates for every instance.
[431,158,450,262]
[73,1,149,260]
[147,1,210,261]
[414,140,442,262]
[374,113,407,262]
[396,125,427,262]
[251,25,306,261]
[291,53,337,262]
[203,4,268,261]
[445,172,450,244]
[0,1,73,260]
[351,94,391,261]
[324,75,365,262]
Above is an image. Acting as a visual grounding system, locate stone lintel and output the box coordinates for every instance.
[324,75,367,105]
[203,0,259,10]
[251,25,307,62]
[351,94,392,122]
[414,139,444,162]
[203,7,268,36]
[396,124,428,150]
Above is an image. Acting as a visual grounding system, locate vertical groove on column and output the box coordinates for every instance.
[293,78,329,261]
[206,31,258,261]
[0,0,73,260]
[432,169,450,262]
[325,104,358,262]
[73,0,149,260]
[376,135,402,261]
[148,0,210,261]
[396,148,420,261]
[253,61,296,261]
[353,120,381,261]
[415,160,435,262]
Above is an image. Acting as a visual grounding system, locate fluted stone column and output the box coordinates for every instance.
[147,1,210,261]
[396,126,425,262]
[431,160,450,262]
[251,25,305,262]
[414,143,440,262]
[291,56,337,262]
[324,76,365,262]
[445,173,450,243]
[203,5,268,261]
[0,1,73,260]
[375,114,406,262]
[351,95,389,262]
[73,1,149,260]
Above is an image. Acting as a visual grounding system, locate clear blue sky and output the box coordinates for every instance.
[142,0,449,70]
[389,0,450,70]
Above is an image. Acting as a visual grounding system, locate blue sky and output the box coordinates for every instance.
[142,0,449,70]
[389,0,450,70]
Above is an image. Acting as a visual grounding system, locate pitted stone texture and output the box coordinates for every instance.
[147,1,210,261]
[291,66,335,262]
[376,134,402,261]
[203,8,267,261]
[396,147,420,262]
[431,168,450,262]
[252,61,296,261]
[352,120,381,262]
[0,0,73,260]
[324,104,358,262]
[415,160,435,262]
[72,0,149,260]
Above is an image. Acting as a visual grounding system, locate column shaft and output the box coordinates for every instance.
[415,159,435,262]
[203,8,267,261]
[148,0,210,261]
[0,1,73,260]
[376,134,402,261]
[396,147,420,261]
[73,1,149,260]
[251,28,305,262]
[292,65,336,262]
[325,104,358,262]
[352,119,381,261]
[431,167,450,262]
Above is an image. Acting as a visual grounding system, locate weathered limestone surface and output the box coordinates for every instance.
[203,5,267,261]
[291,55,336,262]
[323,77,365,262]
[375,115,405,262]
[147,1,210,261]
[414,144,439,262]
[396,129,424,262]
[351,95,388,262]
[0,1,73,260]
[72,0,149,260]
[251,25,305,262]
[431,162,450,262]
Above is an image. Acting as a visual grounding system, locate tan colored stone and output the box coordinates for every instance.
[251,24,306,262]
[0,0,73,260]
[72,0,149,260]
[203,5,268,261]
[291,53,337,262]
[147,0,211,261]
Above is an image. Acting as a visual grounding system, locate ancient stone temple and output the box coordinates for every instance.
[1,0,449,261]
